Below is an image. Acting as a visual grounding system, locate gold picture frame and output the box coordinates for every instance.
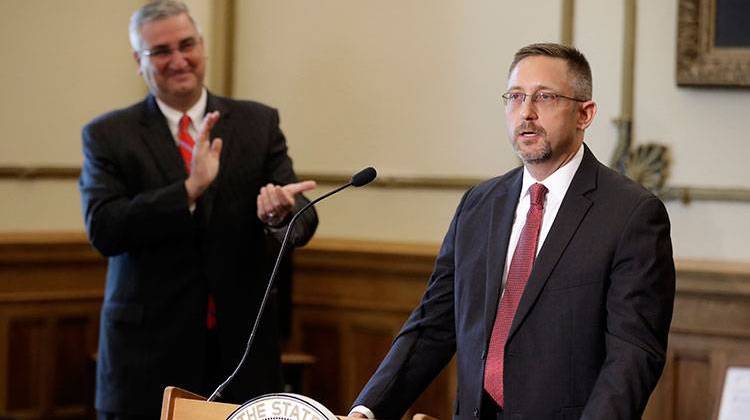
[676,0,750,87]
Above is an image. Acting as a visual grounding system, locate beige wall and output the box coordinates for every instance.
[232,0,562,244]
[573,0,624,164]
[233,1,561,177]
[233,0,750,261]
[0,0,145,231]
[1,0,749,262]
[631,0,750,260]
[0,0,146,166]
[0,0,214,232]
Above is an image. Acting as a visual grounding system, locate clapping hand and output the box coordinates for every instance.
[185,111,223,205]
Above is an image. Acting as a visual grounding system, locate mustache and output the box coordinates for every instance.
[514,123,546,137]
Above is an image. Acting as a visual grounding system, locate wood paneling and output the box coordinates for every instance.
[288,240,454,418]
[1,234,749,419]
[0,232,105,419]
[642,260,750,420]
[300,320,342,412]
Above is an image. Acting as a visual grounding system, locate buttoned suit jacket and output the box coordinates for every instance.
[79,93,318,415]
[353,146,675,420]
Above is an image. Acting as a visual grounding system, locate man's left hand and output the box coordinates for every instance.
[257,180,317,226]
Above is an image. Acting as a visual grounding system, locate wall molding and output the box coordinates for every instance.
[2,165,748,204]
[207,0,235,97]
[561,0,576,45]
[0,165,79,180]
[302,173,750,204]
[660,186,750,204]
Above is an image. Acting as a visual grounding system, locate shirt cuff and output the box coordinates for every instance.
[349,405,375,419]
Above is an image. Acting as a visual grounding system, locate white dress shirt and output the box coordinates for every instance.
[501,143,584,288]
[154,88,207,213]
[155,87,208,147]
[350,144,585,419]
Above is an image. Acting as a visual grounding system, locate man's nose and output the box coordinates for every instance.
[168,51,190,69]
[519,98,538,120]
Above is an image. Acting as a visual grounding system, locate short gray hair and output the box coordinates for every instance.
[129,0,199,51]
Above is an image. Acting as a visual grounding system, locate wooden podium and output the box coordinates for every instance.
[160,385,437,420]
[160,387,239,420]
[159,386,364,420]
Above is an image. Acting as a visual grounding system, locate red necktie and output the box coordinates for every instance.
[178,114,195,174]
[206,294,217,330]
[178,114,217,329]
[484,182,548,407]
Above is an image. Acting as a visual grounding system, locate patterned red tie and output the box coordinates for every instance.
[178,114,217,329]
[178,114,195,174]
[484,182,548,407]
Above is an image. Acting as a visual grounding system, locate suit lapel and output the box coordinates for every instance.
[507,146,598,342]
[483,171,523,341]
[195,93,234,224]
[205,92,233,149]
[138,95,186,183]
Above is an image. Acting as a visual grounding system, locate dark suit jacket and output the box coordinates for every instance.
[353,146,675,420]
[79,93,317,416]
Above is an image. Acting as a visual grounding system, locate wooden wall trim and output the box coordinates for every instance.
[2,165,750,203]
[293,239,440,313]
[295,238,439,275]
[2,233,749,307]
[0,231,99,264]
[0,232,105,304]
[0,166,79,180]
[676,259,750,297]
[0,232,747,278]
[296,238,750,277]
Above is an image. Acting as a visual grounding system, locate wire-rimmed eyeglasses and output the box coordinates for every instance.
[501,91,588,110]
[141,37,200,62]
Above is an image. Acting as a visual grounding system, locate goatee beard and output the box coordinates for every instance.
[514,142,552,164]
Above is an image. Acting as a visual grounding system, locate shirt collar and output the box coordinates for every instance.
[155,88,208,133]
[520,143,585,203]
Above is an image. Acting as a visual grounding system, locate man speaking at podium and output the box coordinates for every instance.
[79,1,318,419]
[350,43,675,419]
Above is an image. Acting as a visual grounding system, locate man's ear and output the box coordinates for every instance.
[577,101,597,130]
[133,51,143,75]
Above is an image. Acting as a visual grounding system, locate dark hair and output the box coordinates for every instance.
[509,43,592,99]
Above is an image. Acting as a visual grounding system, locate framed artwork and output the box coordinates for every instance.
[676,0,750,87]
[712,352,750,420]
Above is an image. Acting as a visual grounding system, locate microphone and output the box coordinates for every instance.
[350,166,377,187]
[207,167,377,402]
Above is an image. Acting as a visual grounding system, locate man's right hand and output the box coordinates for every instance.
[185,111,222,205]
[347,406,374,419]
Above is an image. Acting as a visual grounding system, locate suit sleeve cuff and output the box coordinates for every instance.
[349,405,375,419]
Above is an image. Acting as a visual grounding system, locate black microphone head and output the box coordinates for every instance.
[351,167,377,187]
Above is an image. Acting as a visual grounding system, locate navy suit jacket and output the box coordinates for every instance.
[79,93,317,415]
[353,146,674,420]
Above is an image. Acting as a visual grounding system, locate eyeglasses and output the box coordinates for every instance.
[141,37,200,62]
[501,91,587,110]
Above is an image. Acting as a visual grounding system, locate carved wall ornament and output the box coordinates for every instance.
[623,143,671,193]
